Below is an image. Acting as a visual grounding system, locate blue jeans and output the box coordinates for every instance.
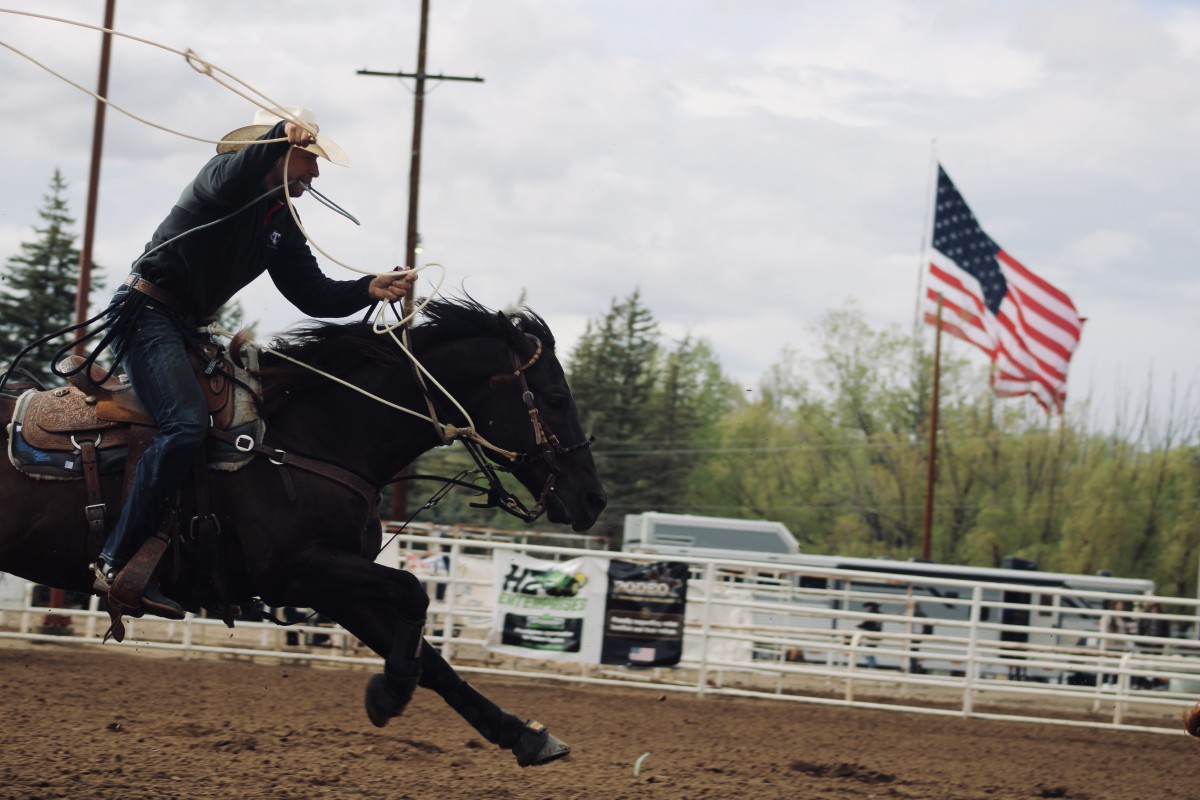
[99,304,208,569]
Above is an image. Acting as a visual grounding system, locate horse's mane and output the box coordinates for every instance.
[257,296,554,409]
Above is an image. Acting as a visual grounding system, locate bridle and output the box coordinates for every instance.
[455,332,593,523]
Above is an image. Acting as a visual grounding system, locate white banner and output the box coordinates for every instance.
[487,553,608,662]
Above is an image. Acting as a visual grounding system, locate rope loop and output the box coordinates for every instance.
[183,48,213,76]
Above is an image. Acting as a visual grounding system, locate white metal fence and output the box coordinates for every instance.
[3,530,1198,737]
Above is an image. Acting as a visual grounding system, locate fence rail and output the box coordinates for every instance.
[3,532,1198,737]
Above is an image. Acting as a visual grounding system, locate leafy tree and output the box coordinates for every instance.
[0,169,104,384]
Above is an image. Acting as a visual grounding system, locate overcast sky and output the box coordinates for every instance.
[1,1,1197,434]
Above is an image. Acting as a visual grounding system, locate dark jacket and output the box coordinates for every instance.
[133,121,372,321]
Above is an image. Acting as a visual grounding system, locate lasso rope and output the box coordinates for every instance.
[0,7,506,457]
[0,7,410,280]
[204,317,518,461]
[0,8,315,146]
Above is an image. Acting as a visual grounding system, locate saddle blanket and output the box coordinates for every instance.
[6,347,265,481]
[7,413,263,480]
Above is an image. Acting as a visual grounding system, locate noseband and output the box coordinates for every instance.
[463,333,593,523]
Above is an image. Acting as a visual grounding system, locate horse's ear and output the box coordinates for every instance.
[497,311,525,348]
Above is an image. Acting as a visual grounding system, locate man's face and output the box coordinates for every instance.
[267,148,321,197]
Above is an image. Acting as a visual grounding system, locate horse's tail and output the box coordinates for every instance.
[1183,701,1200,738]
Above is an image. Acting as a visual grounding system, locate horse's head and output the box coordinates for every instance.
[485,313,606,530]
[435,308,607,531]
[414,300,607,532]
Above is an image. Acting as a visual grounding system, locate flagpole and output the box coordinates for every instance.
[921,294,945,562]
[911,140,938,338]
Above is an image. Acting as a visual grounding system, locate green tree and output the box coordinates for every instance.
[0,169,103,384]
[567,291,661,538]
[640,335,741,512]
[216,299,257,342]
[566,291,741,542]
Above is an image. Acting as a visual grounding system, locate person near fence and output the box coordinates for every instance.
[1134,601,1169,689]
[1099,600,1134,685]
[908,602,933,674]
[857,601,883,668]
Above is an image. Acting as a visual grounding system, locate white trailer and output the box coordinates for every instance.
[623,512,798,558]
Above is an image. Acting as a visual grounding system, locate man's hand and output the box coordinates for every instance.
[368,270,416,303]
[284,121,318,147]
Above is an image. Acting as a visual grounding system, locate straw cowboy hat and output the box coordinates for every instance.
[217,106,348,167]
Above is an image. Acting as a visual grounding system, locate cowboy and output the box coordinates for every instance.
[92,106,414,616]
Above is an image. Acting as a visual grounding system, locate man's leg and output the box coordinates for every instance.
[96,307,208,611]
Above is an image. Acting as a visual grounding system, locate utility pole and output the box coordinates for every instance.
[357,0,483,522]
[45,0,116,636]
[73,0,115,350]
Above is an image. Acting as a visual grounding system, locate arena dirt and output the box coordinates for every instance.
[0,643,1193,799]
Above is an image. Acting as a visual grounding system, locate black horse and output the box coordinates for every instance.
[0,297,607,767]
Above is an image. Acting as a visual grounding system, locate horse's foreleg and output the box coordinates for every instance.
[286,546,569,767]
[283,546,568,767]
[418,641,571,767]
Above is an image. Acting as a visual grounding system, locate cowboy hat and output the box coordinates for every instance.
[217,106,349,167]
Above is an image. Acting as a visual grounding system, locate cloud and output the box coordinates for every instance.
[0,0,1197,433]
[1056,229,1149,271]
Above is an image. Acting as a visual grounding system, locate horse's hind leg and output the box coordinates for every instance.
[418,643,571,767]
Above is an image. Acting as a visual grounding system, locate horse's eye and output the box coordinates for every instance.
[546,394,567,411]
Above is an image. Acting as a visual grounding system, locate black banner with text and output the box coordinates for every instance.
[600,560,689,667]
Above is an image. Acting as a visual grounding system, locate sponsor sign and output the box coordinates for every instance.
[601,560,688,667]
[488,554,689,666]
[488,553,607,662]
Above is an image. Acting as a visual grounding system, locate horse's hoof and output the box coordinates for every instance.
[364,673,414,728]
[1184,701,1200,737]
[512,720,570,767]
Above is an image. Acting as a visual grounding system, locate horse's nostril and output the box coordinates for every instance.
[588,492,608,513]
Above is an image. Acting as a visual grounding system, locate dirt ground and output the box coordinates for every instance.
[0,643,1195,800]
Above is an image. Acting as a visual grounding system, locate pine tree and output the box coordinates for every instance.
[0,170,103,384]
[566,292,660,535]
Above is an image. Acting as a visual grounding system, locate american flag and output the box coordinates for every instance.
[923,165,1084,413]
[628,646,658,663]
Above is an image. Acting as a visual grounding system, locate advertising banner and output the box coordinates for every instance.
[488,553,608,662]
[488,554,690,666]
[601,560,689,667]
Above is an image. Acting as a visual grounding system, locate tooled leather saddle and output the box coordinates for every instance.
[5,342,263,638]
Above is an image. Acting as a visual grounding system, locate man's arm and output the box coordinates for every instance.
[192,121,293,207]
[270,247,415,318]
